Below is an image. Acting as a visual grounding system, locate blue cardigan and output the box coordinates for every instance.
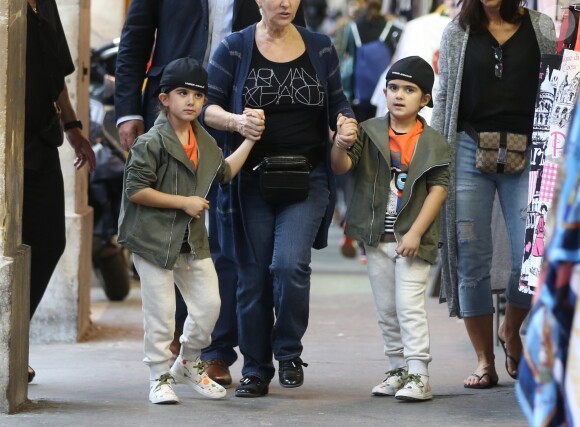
[202,24,355,264]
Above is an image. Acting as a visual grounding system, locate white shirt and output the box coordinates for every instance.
[204,0,234,68]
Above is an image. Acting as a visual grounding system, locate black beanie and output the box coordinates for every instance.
[386,56,435,108]
[153,57,208,97]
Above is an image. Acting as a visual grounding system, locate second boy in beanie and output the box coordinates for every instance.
[331,55,450,401]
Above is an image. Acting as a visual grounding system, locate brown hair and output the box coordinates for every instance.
[364,0,383,20]
[456,0,526,33]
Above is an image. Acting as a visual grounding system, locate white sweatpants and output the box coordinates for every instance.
[133,253,221,379]
[365,242,432,376]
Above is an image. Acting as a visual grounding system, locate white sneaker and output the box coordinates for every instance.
[395,374,433,401]
[171,356,227,399]
[149,372,179,404]
[371,367,408,396]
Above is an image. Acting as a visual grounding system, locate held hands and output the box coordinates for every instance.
[182,196,210,219]
[66,128,97,172]
[395,230,421,258]
[335,113,358,150]
[119,119,145,151]
[229,108,265,140]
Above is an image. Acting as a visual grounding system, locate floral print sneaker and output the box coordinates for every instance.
[371,367,408,396]
[149,372,179,404]
[170,356,227,399]
[395,373,433,401]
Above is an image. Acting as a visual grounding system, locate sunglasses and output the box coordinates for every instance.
[493,45,503,79]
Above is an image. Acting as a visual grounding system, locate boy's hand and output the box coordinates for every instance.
[335,113,358,150]
[182,196,210,219]
[396,230,421,258]
[234,108,265,140]
[337,113,358,133]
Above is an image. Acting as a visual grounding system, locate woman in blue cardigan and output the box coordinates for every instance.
[202,0,357,398]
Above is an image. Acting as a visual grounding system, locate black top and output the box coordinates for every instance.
[348,16,401,57]
[242,45,325,170]
[25,0,75,170]
[459,9,540,135]
[355,16,388,44]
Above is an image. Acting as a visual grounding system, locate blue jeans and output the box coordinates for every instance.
[237,163,330,382]
[455,132,531,317]
[201,183,239,366]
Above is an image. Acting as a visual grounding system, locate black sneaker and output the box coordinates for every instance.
[28,366,36,383]
[235,376,269,398]
[278,358,308,388]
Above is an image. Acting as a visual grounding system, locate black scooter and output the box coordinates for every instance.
[89,39,130,301]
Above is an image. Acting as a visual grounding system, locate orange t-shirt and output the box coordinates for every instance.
[182,124,198,169]
[383,119,423,233]
[388,119,423,168]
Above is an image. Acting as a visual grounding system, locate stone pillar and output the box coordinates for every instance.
[0,0,30,415]
[29,0,93,344]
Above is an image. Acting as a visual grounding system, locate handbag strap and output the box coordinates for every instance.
[350,21,392,48]
[457,121,478,143]
[350,22,362,48]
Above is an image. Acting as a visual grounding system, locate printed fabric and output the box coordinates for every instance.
[517,98,580,426]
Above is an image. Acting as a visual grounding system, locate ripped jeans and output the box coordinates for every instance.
[455,131,531,317]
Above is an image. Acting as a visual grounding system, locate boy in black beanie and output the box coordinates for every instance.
[118,57,260,404]
[331,56,450,401]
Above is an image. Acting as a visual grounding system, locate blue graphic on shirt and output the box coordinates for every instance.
[385,154,408,233]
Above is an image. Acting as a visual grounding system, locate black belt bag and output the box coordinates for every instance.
[254,155,312,205]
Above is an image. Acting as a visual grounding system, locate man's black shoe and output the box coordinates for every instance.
[235,376,269,398]
[278,358,308,388]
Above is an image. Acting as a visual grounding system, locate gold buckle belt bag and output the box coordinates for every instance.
[476,131,528,174]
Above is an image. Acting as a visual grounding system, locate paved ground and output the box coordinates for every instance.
[0,224,528,427]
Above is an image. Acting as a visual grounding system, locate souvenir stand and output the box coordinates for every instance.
[518,95,580,427]
[517,3,580,425]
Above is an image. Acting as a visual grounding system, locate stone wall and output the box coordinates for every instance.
[0,0,30,414]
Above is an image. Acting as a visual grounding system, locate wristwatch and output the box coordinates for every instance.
[63,120,83,131]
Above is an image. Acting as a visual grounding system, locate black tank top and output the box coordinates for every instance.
[242,44,326,170]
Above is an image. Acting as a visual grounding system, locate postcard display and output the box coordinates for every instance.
[516,9,580,425]
[518,51,573,293]
[516,4,580,292]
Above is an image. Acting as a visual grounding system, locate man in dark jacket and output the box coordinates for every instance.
[115,0,304,388]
